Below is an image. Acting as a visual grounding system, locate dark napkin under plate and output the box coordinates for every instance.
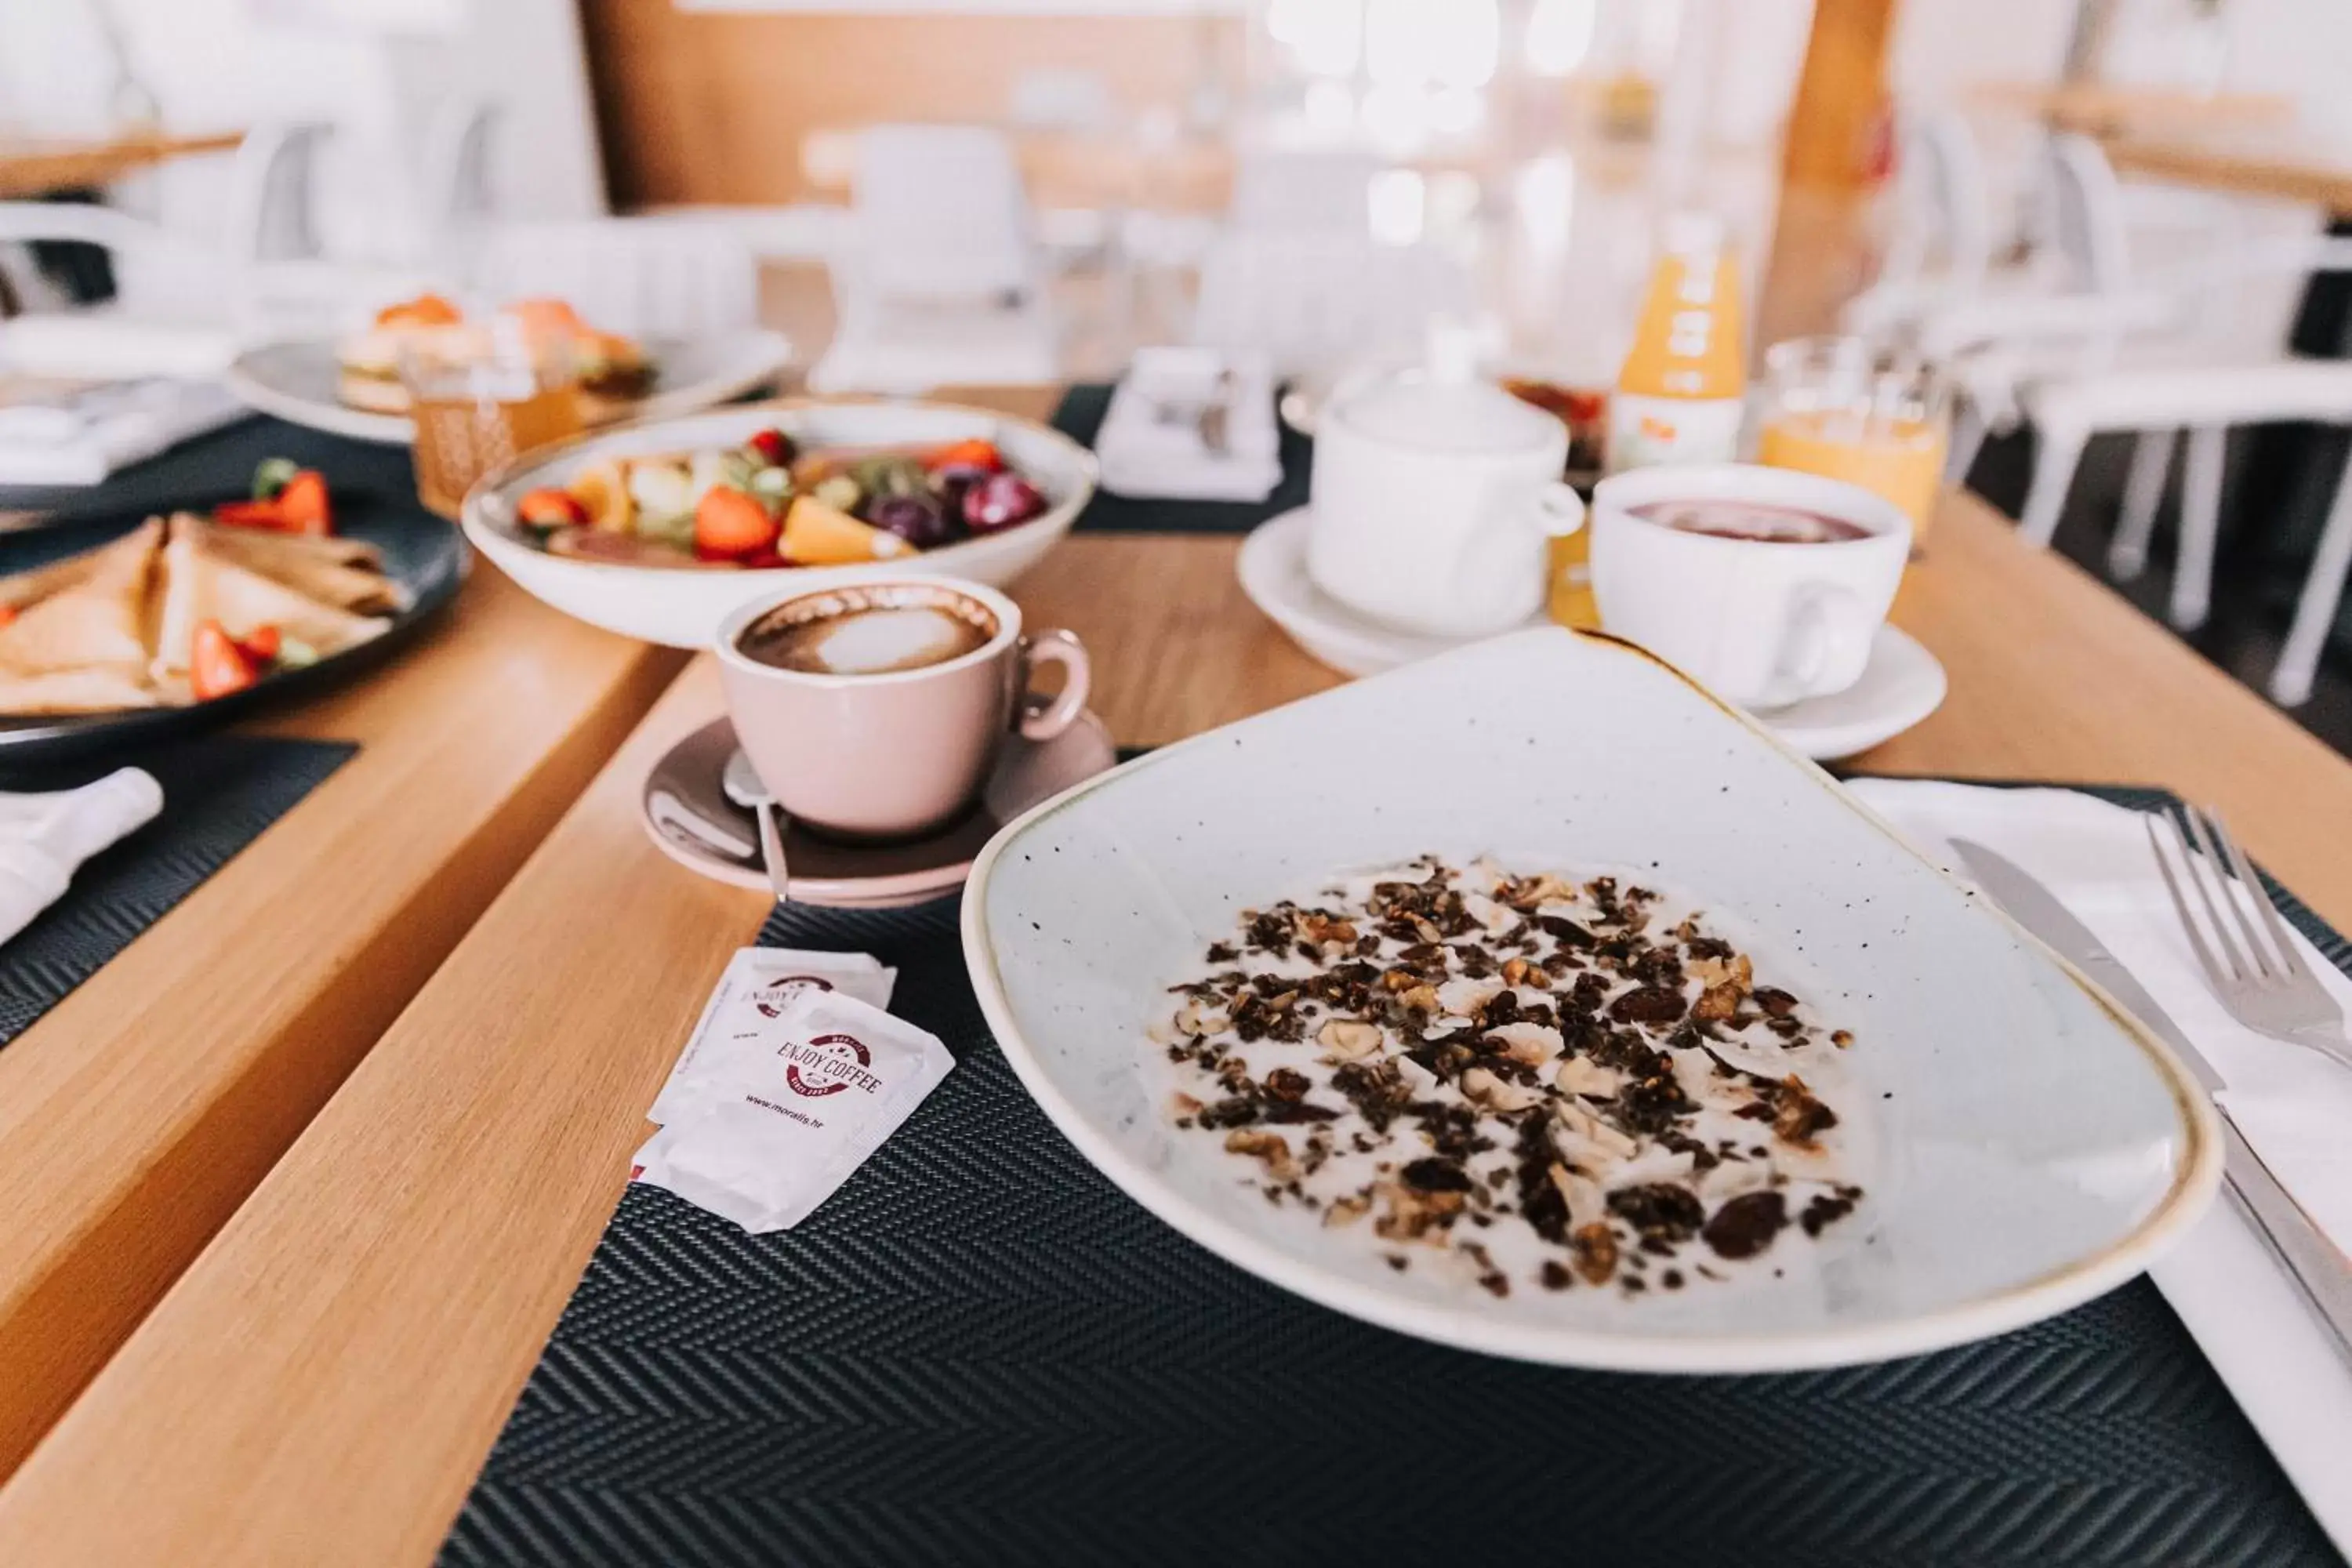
[0,412,418,522]
[1054,381,1309,535]
[441,785,2340,1568]
[0,734,354,1049]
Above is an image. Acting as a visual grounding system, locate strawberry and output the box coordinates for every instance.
[191,619,260,701]
[213,498,285,529]
[238,624,282,664]
[516,487,590,531]
[738,548,792,571]
[922,437,1004,474]
[273,470,332,535]
[694,486,780,561]
[744,428,794,468]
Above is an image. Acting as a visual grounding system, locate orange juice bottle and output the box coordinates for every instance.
[1606,213,1745,473]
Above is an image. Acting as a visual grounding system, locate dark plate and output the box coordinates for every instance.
[0,492,465,768]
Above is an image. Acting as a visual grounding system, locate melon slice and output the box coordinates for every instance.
[781,495,916,566]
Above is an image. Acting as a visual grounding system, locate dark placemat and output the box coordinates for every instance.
[1052,381,1309,535]
[441,784,2341,1568]
[0,413,412,521]
[0,734,355,1048]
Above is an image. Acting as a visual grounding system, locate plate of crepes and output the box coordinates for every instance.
[226,294,792,446]
[465,399,1094,647]
[0,458,463,759]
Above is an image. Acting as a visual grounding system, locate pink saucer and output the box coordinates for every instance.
[642,711,1119,907]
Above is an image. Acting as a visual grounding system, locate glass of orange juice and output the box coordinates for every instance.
[1757,336,1951,550]
[400,316,583,521]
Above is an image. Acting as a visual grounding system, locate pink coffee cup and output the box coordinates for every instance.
[715,577,1091,841]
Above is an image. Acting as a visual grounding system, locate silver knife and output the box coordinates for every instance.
[1954,839,2352,1363]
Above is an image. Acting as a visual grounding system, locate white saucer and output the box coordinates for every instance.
[1749,624,1947,761]
[1237,506,1546,679]
[1237,506,1947,761]
[643,711,1119,907]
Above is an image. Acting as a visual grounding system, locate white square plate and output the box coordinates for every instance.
[963,628,2220,1372]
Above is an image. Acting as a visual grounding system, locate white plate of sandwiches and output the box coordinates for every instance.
[963,627,2222,1373]
[0,465,463,760]
[227,294,791,446]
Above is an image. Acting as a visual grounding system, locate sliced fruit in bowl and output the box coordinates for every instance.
[779,495,913,566]
[460,398,1097,648]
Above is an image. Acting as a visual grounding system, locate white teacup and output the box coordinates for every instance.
[1590,465,1911,710]
[1308,363,1586,638]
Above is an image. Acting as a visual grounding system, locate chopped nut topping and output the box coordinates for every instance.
[1460,1067,1546,1113]
[1569,1221,1619,1284]
[1224,1128,1298,1181]
[1175,997,1226,1037]
[1553,1056,1621,1098]
[1317,1018,1384,1061]
[1160,857,1863,1297]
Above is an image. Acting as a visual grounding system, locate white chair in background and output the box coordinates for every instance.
[2020,354,2352,707]
[467,217,760,338]
[1842,112,2003,343]
[0,202,237,378]
[1913,133,2297,484]
[1188,231,1473,379]
[416,97,502,269]
[808,125,1058,394]
[1903,132,2352,706]
[1227,147,1379,235]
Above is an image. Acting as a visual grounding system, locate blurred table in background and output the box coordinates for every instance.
[2101,125,2352,217]
[800,123,1235,214]
[0,130,243,201]
[1972,81,2294,140]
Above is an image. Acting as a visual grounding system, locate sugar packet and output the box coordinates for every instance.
[648,947,897,1126]
[634,989,953,1232]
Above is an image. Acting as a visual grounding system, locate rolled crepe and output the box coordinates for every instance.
[175,513,383,572]
[174,517,406,615]
[151,525,390,682]
[0,518,159,677]
[0,666,161,714]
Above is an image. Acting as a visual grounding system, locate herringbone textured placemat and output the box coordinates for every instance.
[441,786,2339,1568]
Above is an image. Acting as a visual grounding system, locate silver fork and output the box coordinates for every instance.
[2147,804,2352,1072]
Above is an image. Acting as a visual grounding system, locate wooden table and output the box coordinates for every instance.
[2103,126,2352,217]
[0,565,687,1479]
[0,131,243,201]
[3,433,2351,1562]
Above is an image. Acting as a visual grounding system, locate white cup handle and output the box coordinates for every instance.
[1533,481,1586,538]
[1765,583,1868,706]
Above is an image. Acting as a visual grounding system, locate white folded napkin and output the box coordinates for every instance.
[1848,779,2352,1555]
[0,314,237,384]
[0,377,245,487]
[0,769,163,946]
[1096,347,1282,503]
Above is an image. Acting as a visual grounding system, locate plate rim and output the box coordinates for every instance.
[0,501,466,761]
[224,329,795,447]
[961,625,2221,1373]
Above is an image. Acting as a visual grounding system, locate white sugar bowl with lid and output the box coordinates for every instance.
[1307,336,1585,639]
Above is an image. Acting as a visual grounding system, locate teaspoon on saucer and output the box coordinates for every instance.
[721,749,791,906]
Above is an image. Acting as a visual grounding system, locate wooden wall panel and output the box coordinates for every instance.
[576,0,1243,207]
[1781,0,1898,189]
